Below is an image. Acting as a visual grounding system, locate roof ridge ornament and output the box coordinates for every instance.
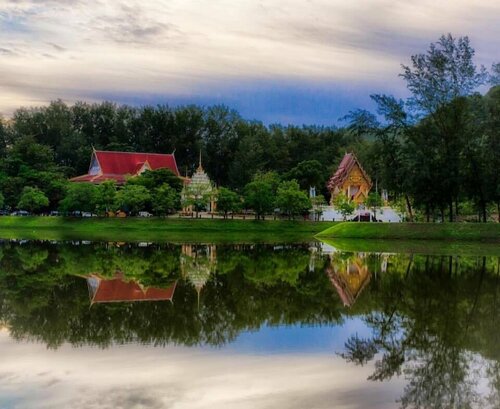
[197,150,203,172]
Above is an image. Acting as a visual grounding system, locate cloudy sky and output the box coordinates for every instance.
[0,0,499,124]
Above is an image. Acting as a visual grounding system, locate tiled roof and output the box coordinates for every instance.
[94,151,179,176]
[327,152,371,191]
[70,150,180,184]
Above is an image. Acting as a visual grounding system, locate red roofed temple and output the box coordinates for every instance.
[70,149,180,184]
[86,272,177,304]
[327,152,372,205]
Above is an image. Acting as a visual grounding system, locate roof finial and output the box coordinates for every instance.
[197,150,203,172]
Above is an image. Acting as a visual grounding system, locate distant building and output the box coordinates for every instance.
[70,149,180,184]
[181,154,216,213]
[327,152,372,205]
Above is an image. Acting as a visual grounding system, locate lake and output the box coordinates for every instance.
[0,239,498,408]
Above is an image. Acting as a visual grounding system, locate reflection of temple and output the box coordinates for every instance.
[180,244,217,305]
[326,254,371,307]
[86,272,177,305]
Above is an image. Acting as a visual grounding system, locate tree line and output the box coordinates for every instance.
[0,33,498,221]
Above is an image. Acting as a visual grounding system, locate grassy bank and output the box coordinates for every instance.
[0,216,332,243]
[316,222,500,242]
[319,238,500,256]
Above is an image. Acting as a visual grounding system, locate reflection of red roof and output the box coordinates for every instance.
[86,273,177,304]
[71,150,180,184]
[327,152,371,191]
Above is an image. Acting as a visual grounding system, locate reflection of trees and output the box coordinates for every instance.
[0,241,341,348]
[340,254,500,408]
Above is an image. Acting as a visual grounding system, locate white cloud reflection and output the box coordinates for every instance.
[0,0,498,119]
[0,330,403,409]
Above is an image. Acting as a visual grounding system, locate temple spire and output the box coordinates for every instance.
[197,150,203,172]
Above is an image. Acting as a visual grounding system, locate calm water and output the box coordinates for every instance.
[0,240,498,409]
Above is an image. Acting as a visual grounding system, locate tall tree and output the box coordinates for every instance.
[400,34,487,221]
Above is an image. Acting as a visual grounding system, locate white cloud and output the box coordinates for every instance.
[0,0,498,116]
[0,330,403,409]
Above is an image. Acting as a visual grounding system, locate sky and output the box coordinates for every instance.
[0,0,499,125]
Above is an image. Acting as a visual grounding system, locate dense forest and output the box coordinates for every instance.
[0,34,498,221]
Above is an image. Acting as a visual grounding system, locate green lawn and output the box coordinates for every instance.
[0,216,332,243]
[316,222,500,242]
[319,237,500,256]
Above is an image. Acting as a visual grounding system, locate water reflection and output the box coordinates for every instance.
[0,240,498,408]
[326,252,373,307]
[85,273,177,304]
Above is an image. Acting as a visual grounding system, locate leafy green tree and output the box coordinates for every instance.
[96,180,117,214]
[18,187,49,213]
[365,192,383,220]
[59,183,99,213]
[275,180,311,219]
[153,184,179,216]
[130,168,183,192]
[244,180,274,219]
[0,191,4,209]
[216,187,241,218]
[401,34,487,221]
[252,171,281,194]
[203,105,241,186]
[284,160,326,191]
[369,94,414,221]
[490,62,500,86]
[115,185,151,215]
[401,34,487,115]
[333,194,356,221]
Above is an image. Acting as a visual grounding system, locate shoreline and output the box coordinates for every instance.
[316,222,500,242]
[0,216,332,243]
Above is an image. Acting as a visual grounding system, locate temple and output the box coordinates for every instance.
[327,152,372,205]
[181,153,217,213]
[70,149,180,184]
[85,272,177,304]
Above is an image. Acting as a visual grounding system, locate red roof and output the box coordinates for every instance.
[70,150,180,184]
[86,273,177,303]
[327,152,371,191]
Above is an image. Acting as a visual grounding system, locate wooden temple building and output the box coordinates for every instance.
[70,149,180,184]
[327,152,372,205]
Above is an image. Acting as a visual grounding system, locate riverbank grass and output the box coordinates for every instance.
[0,216,332,243]
[316,222,500,242]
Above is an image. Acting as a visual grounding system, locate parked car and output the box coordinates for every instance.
[0,210,10,216]
[81,212,97,218]
[138,211,153,217]
[10,210,31,216]
[49,210,60,216]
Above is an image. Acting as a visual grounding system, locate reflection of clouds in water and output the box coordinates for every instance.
[0,331,402,409]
